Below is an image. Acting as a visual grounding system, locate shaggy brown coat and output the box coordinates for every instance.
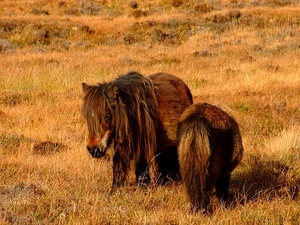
[177,103,243,213]
[82,71,193,191]
[149,72,193,183]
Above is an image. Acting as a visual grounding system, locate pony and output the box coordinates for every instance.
[81,71,193,191]
[177,102,244,214]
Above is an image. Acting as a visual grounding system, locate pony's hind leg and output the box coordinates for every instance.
[215,174,231,205]
[156,148,180,184]
[188,180,213,214]
[190,191,213,215]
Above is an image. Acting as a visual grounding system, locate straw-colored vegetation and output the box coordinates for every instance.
[1,0,300,224]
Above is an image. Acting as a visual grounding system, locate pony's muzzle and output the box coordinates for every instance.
[87,146,107,158]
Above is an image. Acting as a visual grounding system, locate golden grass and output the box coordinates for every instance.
[264,125,300,159]
[1,0,300,224]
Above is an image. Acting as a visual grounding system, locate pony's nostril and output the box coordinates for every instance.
[87,146,106,158]
[94,147,101,156]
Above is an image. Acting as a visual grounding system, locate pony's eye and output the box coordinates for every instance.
[105,114,111,121]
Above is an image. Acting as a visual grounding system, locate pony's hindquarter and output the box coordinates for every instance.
[149,72,193,183]
[177,103,244,214]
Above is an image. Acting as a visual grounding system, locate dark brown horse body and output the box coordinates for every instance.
[149,73,193,182]
[177,103,243,214]
[82,71,192,191]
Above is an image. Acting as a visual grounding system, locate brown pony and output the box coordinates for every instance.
[177,103,244,214]
[81,71,192,191]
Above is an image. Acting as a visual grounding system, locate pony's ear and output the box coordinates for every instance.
[105,84,118,101]
[82,83,91,94]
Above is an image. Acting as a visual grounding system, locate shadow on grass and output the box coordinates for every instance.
[229,159,299,208]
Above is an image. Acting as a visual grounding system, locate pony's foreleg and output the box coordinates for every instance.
[111,151,129,192]
[135,157,150,187]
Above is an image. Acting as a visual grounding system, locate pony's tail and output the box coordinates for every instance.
[178,120,211,210]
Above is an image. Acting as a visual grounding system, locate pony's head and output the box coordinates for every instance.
[81,82,117,158]
[82,71,160,163]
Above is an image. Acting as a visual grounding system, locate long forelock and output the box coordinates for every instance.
[82,84,110,133]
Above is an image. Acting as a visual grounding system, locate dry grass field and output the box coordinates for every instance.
[1,0,300,224]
